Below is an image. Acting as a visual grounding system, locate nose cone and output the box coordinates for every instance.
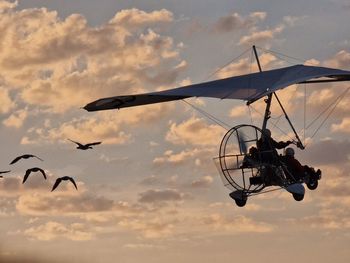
[83,97,121,112]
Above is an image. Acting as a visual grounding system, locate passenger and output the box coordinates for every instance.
[282,147,321,182]
[281,147,305,181]
[256,129,292,164]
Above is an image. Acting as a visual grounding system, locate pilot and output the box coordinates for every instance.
[256,129,292,164]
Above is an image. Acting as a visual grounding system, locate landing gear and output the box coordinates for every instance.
[292,193,304,201]
[229,190,247,207]
[234,198,247,207]
[306,179,318,190]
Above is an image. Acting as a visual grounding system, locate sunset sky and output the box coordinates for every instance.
[0,0,350,262]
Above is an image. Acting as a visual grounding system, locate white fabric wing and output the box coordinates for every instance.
[84,65,350,111]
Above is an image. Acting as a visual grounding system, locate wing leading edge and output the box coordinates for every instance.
[83,65,350,112]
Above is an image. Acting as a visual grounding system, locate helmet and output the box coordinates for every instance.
[285,147,295,157]
[264,129,271,137]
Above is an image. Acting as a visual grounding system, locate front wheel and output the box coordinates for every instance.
[292,193,304,201]
[307,180,318,190]
[235,198,247,207]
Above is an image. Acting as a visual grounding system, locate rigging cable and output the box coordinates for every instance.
[202,47,252,82]
[248,104,295,141]
[181,99,231,130]
[256,46,311,65]
[182,47,255,131]
[303,84,306,145]
[305,87,350,130]
[308,87,350,142]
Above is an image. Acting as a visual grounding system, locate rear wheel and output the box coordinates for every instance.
[292,193,304,201]
[307,179,318,190]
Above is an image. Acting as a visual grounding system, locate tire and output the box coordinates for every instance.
[292,193,304,201]
[235,198,247,207]
[307,180,318,190]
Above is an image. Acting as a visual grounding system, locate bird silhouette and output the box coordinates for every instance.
[68,139,102,150]
[10,154,43,165]
[23,167,47,184]
[51,176,78,191]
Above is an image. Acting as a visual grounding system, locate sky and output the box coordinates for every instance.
[0,0,350,262]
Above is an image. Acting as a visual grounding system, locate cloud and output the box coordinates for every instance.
[21,102,173,145]
[119,218,175,239]
[0,174,54,197]
[23,221,93,241]
[166,116,225,146]
[239,25,284,47]
[153,147,215,166]
[324,50,350,69]
[212,12,266,33]
[201,214,273,233]
[215,53,283,78]
[0,0,17,12]
[299,139,350,165]
[2,109,27,128]
[0,87,15,114]
[138,188,185,203]
[139,175,161,186]
[0,6,182,113]
[191,175,213,188]
[16,192,115,216]
[331,117,350,133]
[110,8,173,27]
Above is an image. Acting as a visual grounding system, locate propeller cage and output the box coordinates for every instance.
[214,124,268,194]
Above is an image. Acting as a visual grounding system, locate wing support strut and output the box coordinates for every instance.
[273,92,305,149]
[253,45,304,148]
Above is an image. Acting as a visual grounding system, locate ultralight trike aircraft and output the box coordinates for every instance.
[84,46,350,207]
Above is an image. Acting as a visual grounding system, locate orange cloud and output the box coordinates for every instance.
[21,102,173,145]
[166,117,225,146]
[201,213,274,233]
[110,8,173,27]
[239,26,284,47]
[153,147,215,166]
[331,118,350,133]
[191,175,214,188]
[2,109,27,128]
[0,6,182,113]
[324,50,350,69]
[23,221,93,241]
[0,87,15,114]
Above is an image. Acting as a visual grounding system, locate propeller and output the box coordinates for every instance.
[237,130,248,154]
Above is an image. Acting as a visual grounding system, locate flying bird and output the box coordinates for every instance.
[51,176,78,191]
[10,154,43,165]
[23,167,47,184]
[68,139,102,150]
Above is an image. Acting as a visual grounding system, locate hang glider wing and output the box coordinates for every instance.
[84,65,350,112]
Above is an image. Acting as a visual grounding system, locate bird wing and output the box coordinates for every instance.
[86,142,102,147]
[68,139,83,147]
[0,170,11,174]
[10,156,22,165]
[51,178,62,191]
[68,177,78,190]
[38,168,47,179]
[23,169,32,183]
